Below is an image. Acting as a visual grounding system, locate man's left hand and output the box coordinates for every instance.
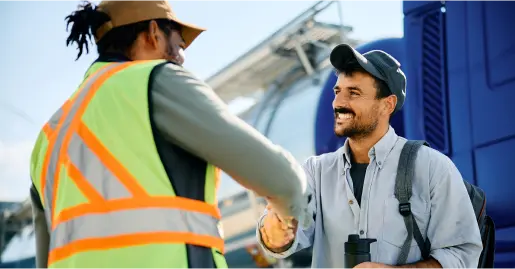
[354,262,392,268]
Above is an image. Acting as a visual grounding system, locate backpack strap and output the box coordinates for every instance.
[395,140,431,265]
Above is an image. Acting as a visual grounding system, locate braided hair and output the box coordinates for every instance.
[65,1,179,61]
[65,2,110,60]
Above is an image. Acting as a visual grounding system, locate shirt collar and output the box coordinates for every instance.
[84,53,132,79]
[339,126,399,169]
[94,53,132,63]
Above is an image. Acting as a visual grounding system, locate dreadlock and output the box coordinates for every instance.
[65,1,180,61]
[65,2,109,60]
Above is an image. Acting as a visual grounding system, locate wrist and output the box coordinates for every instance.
[266,238,295,253]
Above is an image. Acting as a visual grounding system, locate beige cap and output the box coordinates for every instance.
[95,1,205,49]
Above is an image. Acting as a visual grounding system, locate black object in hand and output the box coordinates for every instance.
[344,234,377,268]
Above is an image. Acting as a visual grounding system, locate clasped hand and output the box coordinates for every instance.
[260,204,298,249]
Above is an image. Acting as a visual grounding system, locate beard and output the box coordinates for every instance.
[165,42,185,66]
[334,106,379,139]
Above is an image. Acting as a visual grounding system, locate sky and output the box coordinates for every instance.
[0,0,404,202]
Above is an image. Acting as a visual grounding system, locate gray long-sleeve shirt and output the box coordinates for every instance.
[30,58,309,267]
[150,62,307,205]
[256,126,483,268]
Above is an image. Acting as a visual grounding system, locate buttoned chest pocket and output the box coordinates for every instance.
[382,195,430,248]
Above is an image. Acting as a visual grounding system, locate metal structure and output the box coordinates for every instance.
[206,1,358,104]
[0,200,30,262]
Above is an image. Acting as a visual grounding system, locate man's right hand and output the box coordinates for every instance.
[260,204,298,251]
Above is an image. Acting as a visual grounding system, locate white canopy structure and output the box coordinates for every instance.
[206,1,358,106]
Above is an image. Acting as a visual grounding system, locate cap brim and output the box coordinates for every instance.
[172,19,206,49]
[330,44,385,81]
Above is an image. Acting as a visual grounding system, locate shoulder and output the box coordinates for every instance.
[416,143,455,173]
[150,63,221,105]
[407,140,463,190]
[303,150,341,172]
[394,137,455,173]
[151,62,207,87]
[153,62,192,74]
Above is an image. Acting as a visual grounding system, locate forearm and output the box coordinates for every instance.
[396,257,442,268]
[151,64,308,215]
[157,100,306,202]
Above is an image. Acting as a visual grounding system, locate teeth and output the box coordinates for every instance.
[337,113,353,119]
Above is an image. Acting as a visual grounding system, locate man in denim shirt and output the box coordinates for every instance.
[256,44,483,268]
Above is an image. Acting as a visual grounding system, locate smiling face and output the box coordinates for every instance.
[332,70,396,139]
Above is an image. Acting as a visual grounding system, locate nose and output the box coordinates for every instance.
[333,92,350,108]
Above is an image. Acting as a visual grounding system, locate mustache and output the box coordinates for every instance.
[334,107,354,115]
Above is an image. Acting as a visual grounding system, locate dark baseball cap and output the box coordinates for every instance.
[330,44,406,112]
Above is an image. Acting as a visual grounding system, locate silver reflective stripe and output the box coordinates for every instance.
[42,104,64,231]
[47,107,64,130]
[67,133,131,200]
[43,63,123,226]
[50,208,221,250]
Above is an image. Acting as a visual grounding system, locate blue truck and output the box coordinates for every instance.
[215,1,515,267]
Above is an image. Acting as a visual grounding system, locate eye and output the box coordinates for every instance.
[350,91,359,96]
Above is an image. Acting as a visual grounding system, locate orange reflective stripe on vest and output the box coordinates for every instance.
[39,61,224,266]
[39,63,116,224]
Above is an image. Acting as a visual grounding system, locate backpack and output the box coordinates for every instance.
[394,140,496,268]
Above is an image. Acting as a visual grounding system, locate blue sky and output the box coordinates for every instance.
[0,1,403,201]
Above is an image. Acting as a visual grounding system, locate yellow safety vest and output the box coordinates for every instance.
[29,60,228,268]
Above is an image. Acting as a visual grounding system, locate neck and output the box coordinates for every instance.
[348,124,389,164]
[100,51,132,61]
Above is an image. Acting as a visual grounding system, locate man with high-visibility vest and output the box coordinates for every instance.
[29,1,311,268]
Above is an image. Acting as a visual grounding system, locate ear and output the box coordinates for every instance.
[384,94,397,115]
[146,20,160,49]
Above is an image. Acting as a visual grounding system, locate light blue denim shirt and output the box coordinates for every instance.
[256,126,483,268]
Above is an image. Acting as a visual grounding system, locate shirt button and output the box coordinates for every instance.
[360,230,364,235]
[348,200,354,205]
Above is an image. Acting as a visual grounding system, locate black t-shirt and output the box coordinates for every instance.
[350,162,368,206]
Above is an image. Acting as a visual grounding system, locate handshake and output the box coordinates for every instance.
[259,204,298,250]
[259,193,314,251]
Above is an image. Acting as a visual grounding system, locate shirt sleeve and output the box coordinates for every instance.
[256,157,317,258]
[424,149,483,268]
[150,63,309,219]
[30,184,49,268]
